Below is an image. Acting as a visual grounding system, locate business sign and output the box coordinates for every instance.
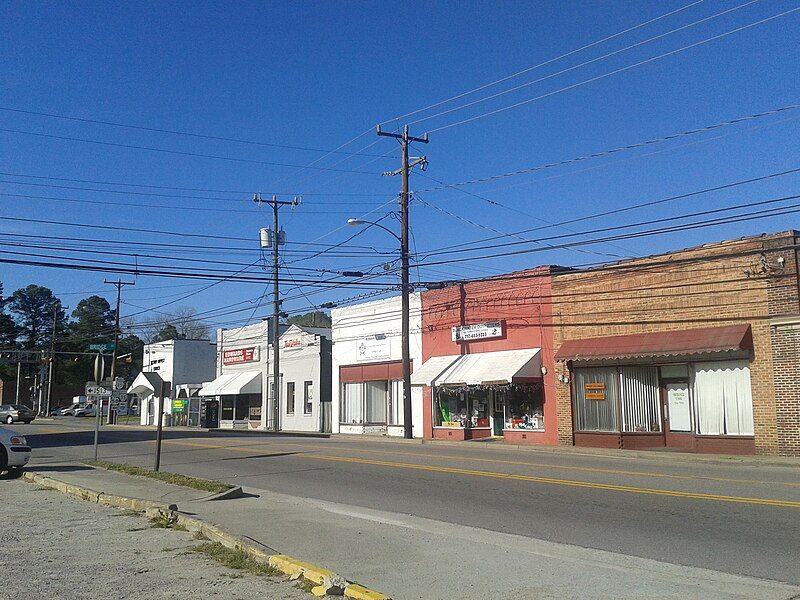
[451,321,504,342]
[172,399,186,414]
[584,382,606,400]
[223,346,259,365]
[356,336,391,362]
[283,337,302,349]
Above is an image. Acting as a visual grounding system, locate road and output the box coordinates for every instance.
[18,419,800,599]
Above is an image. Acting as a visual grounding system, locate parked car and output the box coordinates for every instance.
[0,425,31,473]
[59,405,79,416]
[73,404,96,417]
[0,404,36,425]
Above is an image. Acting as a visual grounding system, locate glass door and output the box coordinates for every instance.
[492,392,504,436]
[661,379,694,449]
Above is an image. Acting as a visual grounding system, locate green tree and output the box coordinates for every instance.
[8,285,66,349]
[0,282,18,348]
[287,311,331,328]
[68,295,115,345]
[115,334,144,381]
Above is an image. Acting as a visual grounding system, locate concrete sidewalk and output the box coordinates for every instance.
[23,462,800,600]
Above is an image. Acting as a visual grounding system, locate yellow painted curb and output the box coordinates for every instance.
[268,554,335,584]
[345,583,393,600]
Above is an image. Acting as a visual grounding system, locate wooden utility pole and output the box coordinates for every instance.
[377,124,429,439]
[105,279,135,423]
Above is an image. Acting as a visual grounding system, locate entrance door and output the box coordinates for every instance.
[492,393,504,436]
[661,380,693,448]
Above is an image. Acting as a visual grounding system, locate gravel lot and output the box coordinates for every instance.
[0,477,308,600]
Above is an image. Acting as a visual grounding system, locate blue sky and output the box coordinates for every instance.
[1,0,799,336]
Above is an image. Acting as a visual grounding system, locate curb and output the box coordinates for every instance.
[23,469,392,599]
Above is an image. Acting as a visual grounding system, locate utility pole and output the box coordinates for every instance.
[45,300,60,416]
[377,124,429,439]
[104,279,135,424]
[255,194,299,432]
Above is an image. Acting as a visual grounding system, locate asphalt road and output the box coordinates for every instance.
[18,419,800,591]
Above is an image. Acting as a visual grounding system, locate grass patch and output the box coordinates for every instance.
[192,542,280,577]
[295,580,315,593]
[150,511,187,531]
[84,460,232,494]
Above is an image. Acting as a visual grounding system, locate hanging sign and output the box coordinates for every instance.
[451,320,504,342]
[356,336,391,362]
[223,347,259,365]
[584,382,606,400]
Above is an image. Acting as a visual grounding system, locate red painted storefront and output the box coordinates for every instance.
[418,268,558,445]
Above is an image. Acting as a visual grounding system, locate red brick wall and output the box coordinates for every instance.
[771,320,800,456]
[551,232,799,455]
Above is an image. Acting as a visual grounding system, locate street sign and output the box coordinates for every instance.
[89,343,116,352]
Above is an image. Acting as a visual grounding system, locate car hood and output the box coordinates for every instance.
[0,425,22,443]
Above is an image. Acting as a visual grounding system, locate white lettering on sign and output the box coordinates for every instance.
[451,321,504,342]
[223,347,259,365]
[356,336,391,362]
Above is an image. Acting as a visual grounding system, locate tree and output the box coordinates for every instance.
[0,282,18,348]
[153,324,181,343]
[8,285,66,350]
[288,311,331,328]
[68,295,115,345]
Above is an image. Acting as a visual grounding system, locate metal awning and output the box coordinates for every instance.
[127,371,165,397]
[200,370,262,396]
[411,348,542,386]
[555,324,753,362]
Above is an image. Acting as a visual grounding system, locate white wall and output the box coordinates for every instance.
[216,321,270,428]
[331,293,423,438]
[278,325,329,432]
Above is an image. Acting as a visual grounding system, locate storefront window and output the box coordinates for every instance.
[304,381,313,415]
[365,380,388,423]
[340,382,364,424]
[221,397,234,421]
[573,368,619,432]
[694,360,753,435]
[286,382,295,414]
[501,384,544,430]
[620,366,661,433]
[435,389,468,427]
[468,388,490,428]
[388,380,403,425]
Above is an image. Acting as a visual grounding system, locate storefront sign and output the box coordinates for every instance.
[584,382,606,400]
[283,337,302,348]
[451,321,504,342]
[442,421,462,428]
[356,336,391,361]
[172,399,186,414]
[223,346,259,365]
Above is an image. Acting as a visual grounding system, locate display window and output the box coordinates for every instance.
[500,384,544,431]
[434,386,521,429]
[340,379,403,425]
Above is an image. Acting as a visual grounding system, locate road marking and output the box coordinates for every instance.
[161,439,800,508]
[162,438,800,488]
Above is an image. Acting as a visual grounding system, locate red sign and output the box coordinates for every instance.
[223,347,257,365]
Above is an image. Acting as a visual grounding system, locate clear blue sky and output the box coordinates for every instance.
[1,0,799,336]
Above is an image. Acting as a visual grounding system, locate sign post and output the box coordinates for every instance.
[92,353,105,461]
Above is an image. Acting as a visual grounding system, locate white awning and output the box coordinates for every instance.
[411,348,542,386]
[127,371,165,397]
[200,370,262,396]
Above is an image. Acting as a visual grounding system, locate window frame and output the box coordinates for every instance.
[303,381,313,415]
[286,381,295,415]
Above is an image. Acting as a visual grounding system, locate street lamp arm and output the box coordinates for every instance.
[346,218,401,243]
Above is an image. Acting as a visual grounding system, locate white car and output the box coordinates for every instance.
[0,425,31,474]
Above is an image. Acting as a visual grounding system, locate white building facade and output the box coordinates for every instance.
[200,321,331,432]
[131,339,216,426]
[332,293,423,438]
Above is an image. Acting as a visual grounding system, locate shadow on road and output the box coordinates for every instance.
[26,464,94,473]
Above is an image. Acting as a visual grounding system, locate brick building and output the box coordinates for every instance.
[551,230,800,456]
[414,267,557,444]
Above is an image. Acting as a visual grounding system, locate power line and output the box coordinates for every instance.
[426,6,800,133]
[0,106,391,157]
[0,127,385,174]
[382,0,706,124]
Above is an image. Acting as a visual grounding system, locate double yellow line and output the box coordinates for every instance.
[165,439,800,509]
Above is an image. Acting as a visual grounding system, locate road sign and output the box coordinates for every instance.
[89,343,116,352]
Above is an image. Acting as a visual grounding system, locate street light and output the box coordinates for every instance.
[347,217,413,439]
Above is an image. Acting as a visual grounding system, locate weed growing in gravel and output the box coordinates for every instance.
[294,580,315,593]
[192,542,281,577]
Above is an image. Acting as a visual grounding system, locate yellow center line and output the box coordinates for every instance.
[163,437,800,488]
[162,439,800,508]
